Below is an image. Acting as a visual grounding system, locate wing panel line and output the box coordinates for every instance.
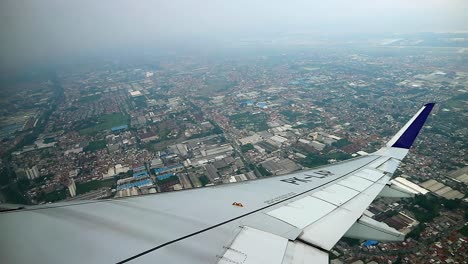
[117,156,381,263]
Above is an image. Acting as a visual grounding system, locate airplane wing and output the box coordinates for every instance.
[0,103,435,264]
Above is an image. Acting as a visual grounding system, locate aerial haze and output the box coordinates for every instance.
[1,1,468,263]
[1,0,467,70]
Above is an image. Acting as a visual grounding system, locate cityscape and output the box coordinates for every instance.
[1,33,467,262]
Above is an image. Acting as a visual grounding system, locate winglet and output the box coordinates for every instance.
[386,103,435,149]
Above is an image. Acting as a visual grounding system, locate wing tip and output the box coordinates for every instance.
[388,103,435,149]
[424,102,436,107]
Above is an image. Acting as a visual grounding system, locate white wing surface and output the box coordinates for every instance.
[0,103,435,264]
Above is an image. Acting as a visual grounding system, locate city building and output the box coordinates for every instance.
[68,178,76,197]
[25,166,40,180]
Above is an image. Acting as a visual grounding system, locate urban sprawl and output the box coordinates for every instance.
[1,43,467,263]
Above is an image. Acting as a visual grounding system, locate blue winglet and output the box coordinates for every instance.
[390,103,435,149]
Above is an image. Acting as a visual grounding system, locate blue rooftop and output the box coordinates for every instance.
[133,171,149,179]
[153,164,183,175]
[256,102,267,108]
[241,99,255,106]
[111,125,128,132]
[363,240,379,247]
[117,179,153,190]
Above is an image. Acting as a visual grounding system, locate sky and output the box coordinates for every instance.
[1,0,467,70]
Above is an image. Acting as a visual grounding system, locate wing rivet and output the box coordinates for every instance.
[232,202,244,207]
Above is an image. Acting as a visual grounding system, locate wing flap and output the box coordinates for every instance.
[299,206,361,250]
[282,241,328,264]
[299,175,391,250]
[344,215,405,241]
[218,226,329,264]
[240,212,303,240]
[218,226,288,264]
[376,158,400,173]
[266,196,336,229]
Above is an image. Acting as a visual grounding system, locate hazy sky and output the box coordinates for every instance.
[1,0,467,70]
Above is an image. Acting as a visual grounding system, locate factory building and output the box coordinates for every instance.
[420,179,464,200]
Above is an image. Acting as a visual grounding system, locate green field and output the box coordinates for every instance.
[460,225,468,237]
[79,94,102,103]
[280,110,302,122]
[298,151,352,168]
[79,113,129,135]
[76,178,116,195]
[241,143,255,153]
[230,112,269,132]
[204,79,237,93]
[0,186,28,204]
[445,93,468,109]
[331,139,352,148]
[84,139,107,152]
[199,175,210,186]
[38,189,67,203]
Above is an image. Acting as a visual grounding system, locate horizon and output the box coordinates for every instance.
[1,0,468,71]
